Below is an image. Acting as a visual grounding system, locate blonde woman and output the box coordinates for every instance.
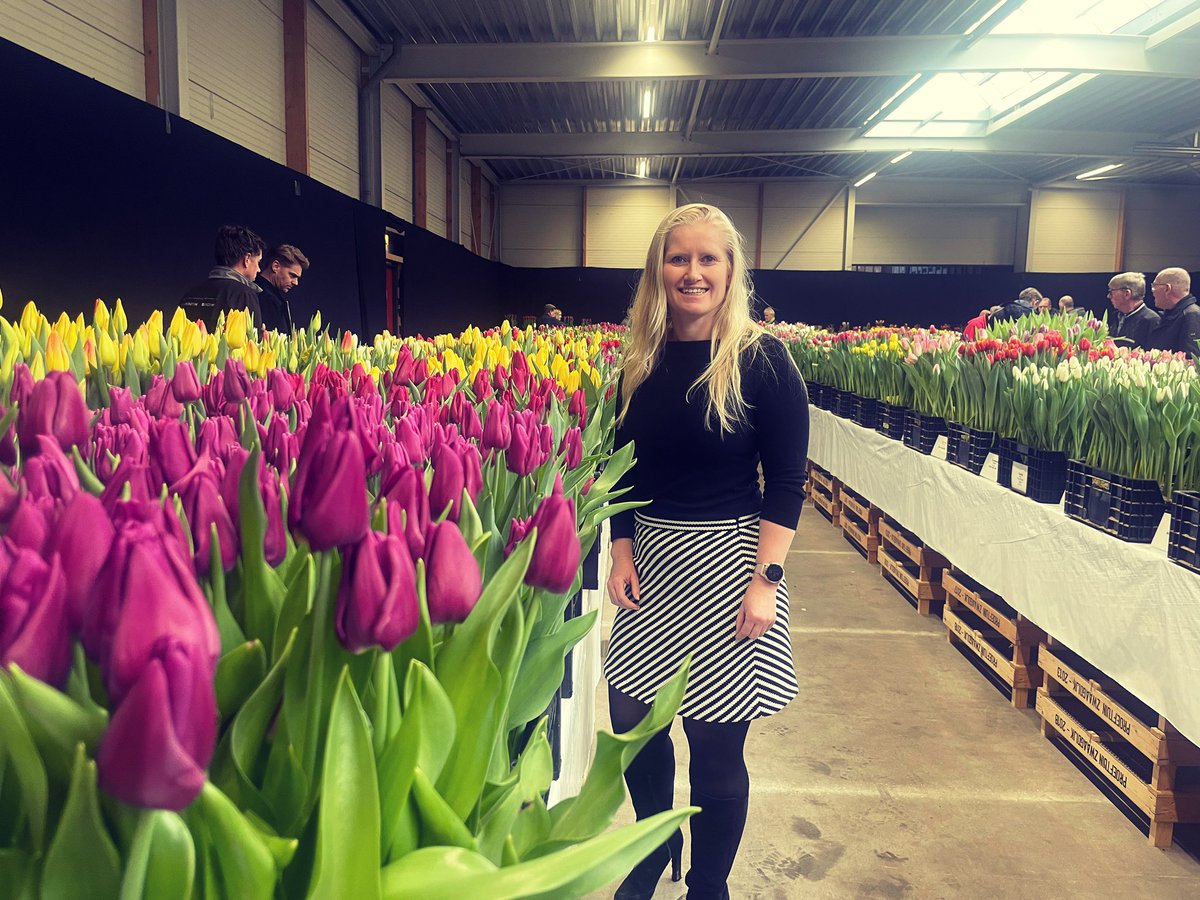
[605,204,809,899]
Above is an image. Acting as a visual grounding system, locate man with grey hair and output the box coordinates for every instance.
[1108,272,1159,348]
[1148,267,1200,356]
[991,287,1041,324]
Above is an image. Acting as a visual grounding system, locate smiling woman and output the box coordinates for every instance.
[661,223,731,341]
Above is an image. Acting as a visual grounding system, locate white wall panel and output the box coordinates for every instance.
[187,0,285,162]
[761,183,846,270]
[482,178,495,260]
[307,1,358,198]
[678,183,760,262]
[858,178,1027,206]
[1123,188,1200,273]
[855,206,1017,265]
[460,162,472,248]
[1,0,145,100]
[426,125,448,237]
[586,186,671,268]
[500,185,581,267]
[381,86,412,220]
[1027,188,1120,272]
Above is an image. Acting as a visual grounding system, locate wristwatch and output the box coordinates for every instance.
[754,562,785,584]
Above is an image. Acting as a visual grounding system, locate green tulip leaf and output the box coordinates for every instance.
[274,555,315,667]
[237,446,287,653]
[231,630,295,797]
[0,849,36,900]
[189,782,277,900]
[214,640,267,723]
[0,676,47,853]
[309,667,381,900]
[379,807,695,900]
[506,610,596,731]
[475,718,553,864]
[6,664,107,780]
[118,810,194,900]
[40,745,122,900]
[411,768,476,850]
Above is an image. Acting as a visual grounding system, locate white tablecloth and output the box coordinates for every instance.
[808,407,1200,746]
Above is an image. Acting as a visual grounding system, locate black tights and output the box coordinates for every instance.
[608,685,751,802]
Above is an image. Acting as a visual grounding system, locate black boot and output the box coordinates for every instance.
[613,828,683,899]
[614,732,683,899]
[684,790,748,900]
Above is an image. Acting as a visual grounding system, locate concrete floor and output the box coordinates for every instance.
[588,510,1200,900]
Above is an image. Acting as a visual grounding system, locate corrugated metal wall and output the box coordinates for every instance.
[762,183,846,270]
[679,184,760,263]
[1,0,145,100]
[855,207,1018,266]
[381,86,413,220]
[187,0,286,163]
[585,186,671,268]
[307,1,359,198]
[426,124,449,237]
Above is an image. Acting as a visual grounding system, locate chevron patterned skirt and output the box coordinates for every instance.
[604,512,799,723]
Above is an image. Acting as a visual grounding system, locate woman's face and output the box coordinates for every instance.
[661,223,731,337]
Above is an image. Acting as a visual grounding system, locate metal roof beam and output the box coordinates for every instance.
[460,127,1137,159]
[375,33,1200,82]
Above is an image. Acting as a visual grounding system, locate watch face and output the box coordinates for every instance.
[765,563,785,583]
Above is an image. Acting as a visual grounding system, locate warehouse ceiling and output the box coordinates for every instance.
[339,0,1200,186]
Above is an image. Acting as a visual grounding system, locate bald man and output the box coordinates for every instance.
[1147,267,1200,356]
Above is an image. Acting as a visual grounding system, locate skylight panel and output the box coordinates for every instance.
[990,0,1165,35]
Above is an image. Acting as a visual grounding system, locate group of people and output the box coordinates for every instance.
[964,267,1200,356]
[180,224,309,333]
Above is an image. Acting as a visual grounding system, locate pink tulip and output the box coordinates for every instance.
[171,361,203,403]
[423,520,482,624]
[336,531,419,653]
[53,492,115,629]
[523,474,580,593]
[17,371,89,457]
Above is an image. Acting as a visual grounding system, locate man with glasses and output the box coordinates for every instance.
[1108,272,1159,349]
[1147,267,1200,356]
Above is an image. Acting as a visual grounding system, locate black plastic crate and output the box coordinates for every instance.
[996,438,1068,504]
[1168,491,1200,574]
[831,389,856,419]
[875,402,908,441]
[1064,460,1167,544]
[851,395,880,429]
[808,381,828,409]
[902,411,947,455]
[946,422,996,475]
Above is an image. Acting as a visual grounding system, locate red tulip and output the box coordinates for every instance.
[336,531,419,653]
[569,388,588,426]
[423,520,481,624]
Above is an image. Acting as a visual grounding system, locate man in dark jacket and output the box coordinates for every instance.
[255,244,309,333]
[1108,272,1159,348]
[990,287,1041,325]
[1147,267,1200,356]
[180,225,265,330]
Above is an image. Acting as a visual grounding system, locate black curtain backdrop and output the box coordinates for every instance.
[0,37,1185,338]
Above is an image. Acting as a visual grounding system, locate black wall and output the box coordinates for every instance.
[0,38,1175,337]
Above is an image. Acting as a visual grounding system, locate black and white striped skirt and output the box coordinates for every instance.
[604,512,799,723]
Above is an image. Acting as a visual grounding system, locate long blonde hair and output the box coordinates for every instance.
[618,203,763,433]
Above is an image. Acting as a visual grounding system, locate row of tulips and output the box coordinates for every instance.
[782,311,1200,497]
[0,299,691,899]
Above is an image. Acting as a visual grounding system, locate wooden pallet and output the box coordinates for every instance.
[1037,637,1200,848]
[839,485,880,564]
[877,518,947,616]
[942,569,1044,709]
[807,462,841,527]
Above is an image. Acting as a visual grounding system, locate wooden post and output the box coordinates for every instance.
[445,144,456,241]
[755,182,764,269]
[1114,188,1127,271]
[412,108,428,229]
[581,186,588,267]
[470,163,482,255]
[141,0,159,107]
[283,0,308,173]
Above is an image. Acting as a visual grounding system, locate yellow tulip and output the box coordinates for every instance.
[45,331,71,372]
[83,338,97,372]
[131,329,151,369]
[225,309,248,349]
[30,352,45,381]
[113,298,128,335]
[20,301,43,336]
[169,306,189,340]
[96,328,119,368]
[93,299,110,331]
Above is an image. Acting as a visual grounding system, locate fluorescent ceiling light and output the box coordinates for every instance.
[890,151,913,164]
[636,158,649,178]
[854,172,877,188]
[645,25,657,42]
[641,89,653,118]
[1076,163,1123,179]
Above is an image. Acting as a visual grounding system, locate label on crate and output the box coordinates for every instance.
[980,453,1000,482]
[931,435,949,460]
[1151,514,1171,554]
[1011,462,1029,495]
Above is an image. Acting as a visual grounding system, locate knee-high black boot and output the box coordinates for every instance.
[614,747,683,898]
[684,789,748,900]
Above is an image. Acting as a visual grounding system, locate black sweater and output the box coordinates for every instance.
[611,335,810,541]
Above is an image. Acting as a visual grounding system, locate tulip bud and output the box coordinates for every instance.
[394,416,426,465]
[9,364,34,409]
[558,426,583,471]
[504,515,531,557]
[267,368,296,412]
[196,415,239,462]
[0,545,72,685]
[6,496,53,554]
[569,388,588,426]
[149,418,198,489]
[222,359,251,406]
[481,400,512,454]
[263,415,297,475]
[289,429,369,552]
[174,462,238,574]
[428,441,465,520]
[17,371,89,457]
[524,475,580,593]
[383,464,429,560]
[423,520,482,624]
[52,492,116,629]
[23,436,80,503]
[336,531,419,653]
[170,361,202,403]
[459,442,483,501]
[471,368,493,401]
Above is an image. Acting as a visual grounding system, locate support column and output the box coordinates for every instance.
[283,0,309,174]
[155,0,188,117]
[447,141,459,242]
[842,185,856,271]
[1114,188,1127,271]
[470,163,483,255]
[581,186,589,267]
[412,108,428,229]
[359,70,382,206]
[141,0,160,106]
[755,182,765,269]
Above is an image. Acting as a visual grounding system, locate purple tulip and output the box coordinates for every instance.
[481,400,512,454]
[263,415,297,475]
[558,426,583,471]
[429,440,465,520]
[471,368,493,401]
[222,359,251,406]
[6,496,53,554]
[100,457,157,508]
[383,464,429,561]
[289,428,369,552]
[504,515,531,558]
[0,472,19,526]
[106,387,135,425]
[0,411,16,468]
[267,368,296,412]
[0,544,71,685]
[23,436,80,503]
[149,418,198,489]
[173,461,237,574]
[261,472,287,567]
[459,442,483,502]
[524,475,580,593]
[569,388,588,426]
[201,371,225,417]
[394,416,426,466]
[171,361,203,403]
[53,492,115,629]
[510,352,531,397]
[9,364,34,409]
[506,410,549,477]
[17,371,89,457]
[393,345,417,385]
[196,416,238,462]
[336,531,419,653]
[96,641,216,810]
[423,520,482,624]
[143,375,184,420]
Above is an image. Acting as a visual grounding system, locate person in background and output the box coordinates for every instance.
[1035,297,1051,313]
[1059,295,1085,316]
[761,306,776,325]
[1147,267,1200,356]
[180,225,265,330]
[991,287,1041,325]
[255,244,309,333]
[1108,272,1159,349]
[963,307,990,340]
[539,303,561,326]
[605,203,808,900]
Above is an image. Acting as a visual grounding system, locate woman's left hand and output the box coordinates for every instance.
[734,578,778,641]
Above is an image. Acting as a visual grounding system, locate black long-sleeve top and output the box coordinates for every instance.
[611,335,810,541]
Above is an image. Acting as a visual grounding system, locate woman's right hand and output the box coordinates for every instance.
[606,539,641,610]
